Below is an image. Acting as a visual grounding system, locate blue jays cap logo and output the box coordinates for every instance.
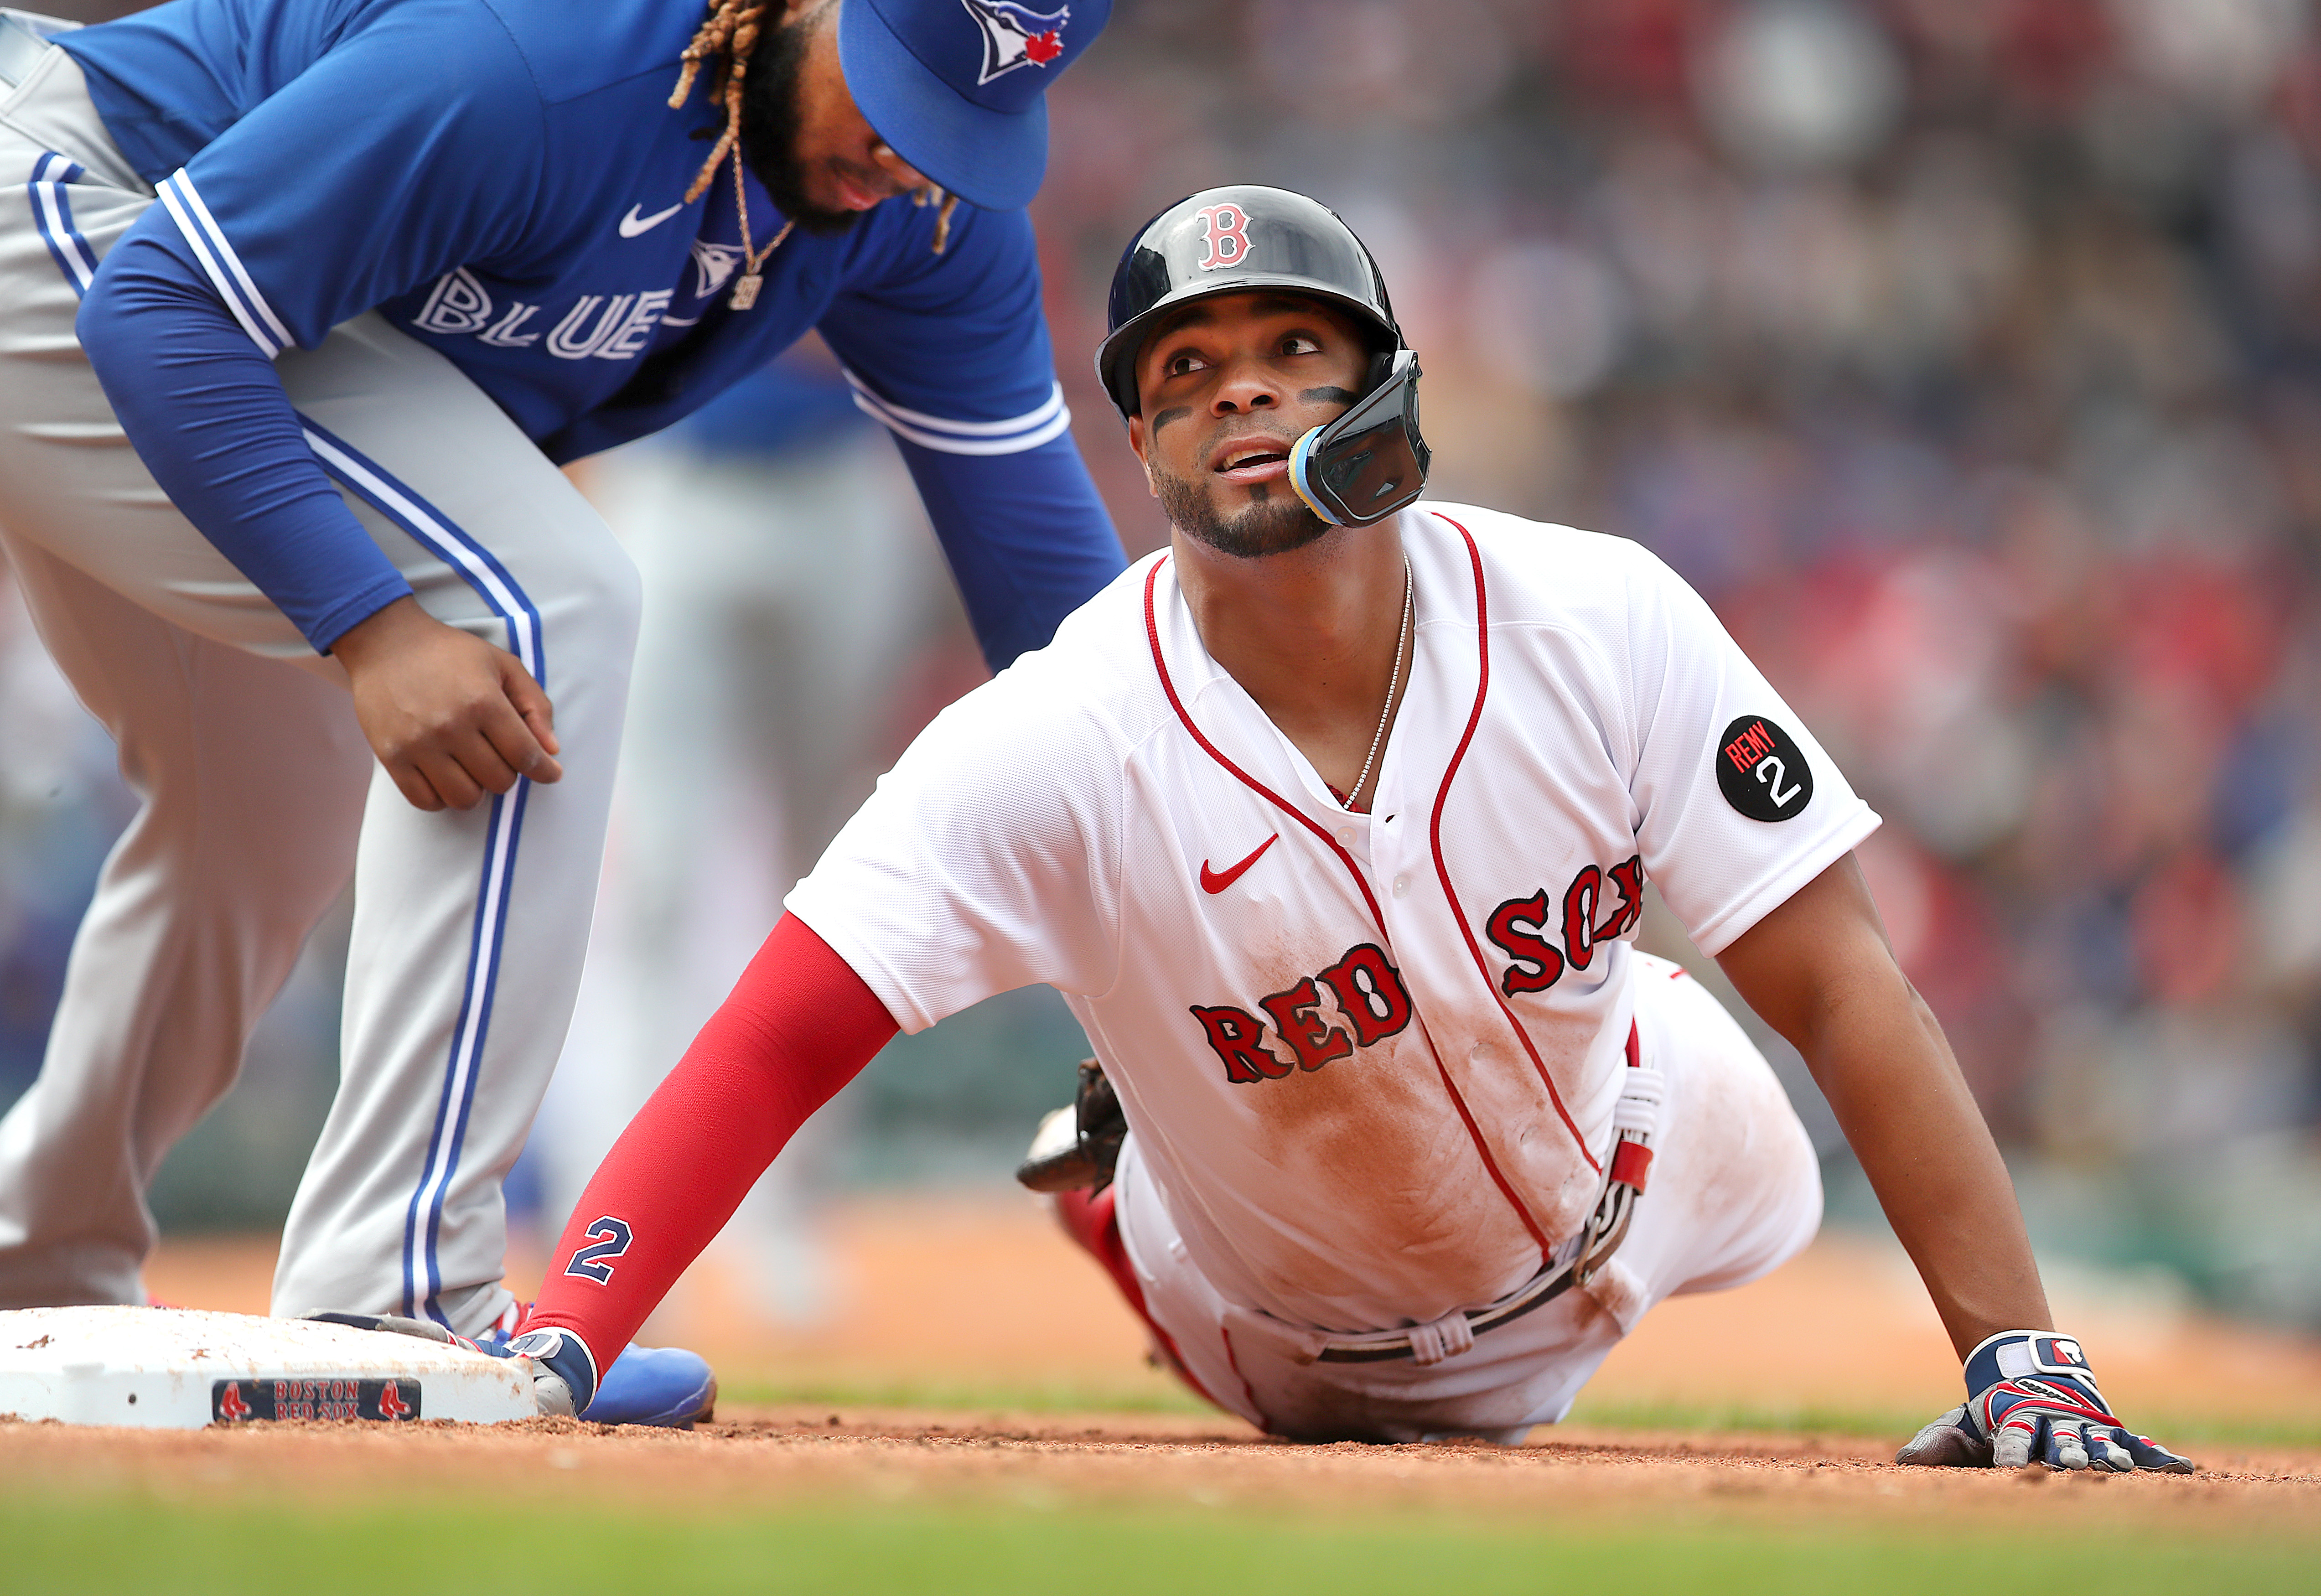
[842,0,1108,209]
[961,0,1071,85]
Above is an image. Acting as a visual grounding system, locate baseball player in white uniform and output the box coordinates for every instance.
[502,188,2195,1470]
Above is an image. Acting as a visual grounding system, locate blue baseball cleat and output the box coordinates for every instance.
[477,1317,717,1429]
[581,1342,718,1428]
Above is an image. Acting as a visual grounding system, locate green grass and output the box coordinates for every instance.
[4,1497,2314,1596]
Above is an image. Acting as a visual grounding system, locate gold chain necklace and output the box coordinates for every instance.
[727,143,791,310]
[1347,553,1413,813]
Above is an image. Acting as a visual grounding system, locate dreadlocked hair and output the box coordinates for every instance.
[668,0,962,255]
[913,185,961,255]
[671,0,768,205]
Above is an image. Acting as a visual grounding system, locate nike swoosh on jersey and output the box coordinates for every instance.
[618,202,685,238]
[1200,834,1280,895]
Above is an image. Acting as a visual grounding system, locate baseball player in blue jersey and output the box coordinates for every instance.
[0,0,1123,1423]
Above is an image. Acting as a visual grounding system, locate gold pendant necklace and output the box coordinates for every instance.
[728,144,790,310]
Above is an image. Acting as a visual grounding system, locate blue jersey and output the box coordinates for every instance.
[59,0,1123,662]
[671,350,873,459]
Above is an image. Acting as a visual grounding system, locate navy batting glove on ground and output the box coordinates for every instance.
[1896,1331,2195,1472]
[500,1327,599,1418]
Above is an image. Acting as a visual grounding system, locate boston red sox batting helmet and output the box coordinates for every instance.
[1095,186,1432,528]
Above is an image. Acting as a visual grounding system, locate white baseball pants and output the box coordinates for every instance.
[0,48,639,1334]
[1116,955,1824,1443]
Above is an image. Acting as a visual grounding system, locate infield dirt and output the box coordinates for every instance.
[0,1402,2314,1524]
[19,1192,2309,1536]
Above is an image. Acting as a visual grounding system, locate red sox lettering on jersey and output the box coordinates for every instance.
[1191,941,1412,1083]
[787,504,1881,1334]
[1483,856,1646,999]
[1190,854,1647,1084]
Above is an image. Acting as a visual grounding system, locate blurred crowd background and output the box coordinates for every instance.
[5,0,2320,1328]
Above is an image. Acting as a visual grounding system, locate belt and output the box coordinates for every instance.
[0,11,76,93]
[1310,1021,1666,1366]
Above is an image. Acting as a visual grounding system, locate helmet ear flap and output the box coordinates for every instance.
[1288,350,1430,528]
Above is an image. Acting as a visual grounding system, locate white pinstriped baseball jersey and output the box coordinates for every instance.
[788,503,1880,1334]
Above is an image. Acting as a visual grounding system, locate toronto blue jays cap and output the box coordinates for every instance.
[838,0,1109,212]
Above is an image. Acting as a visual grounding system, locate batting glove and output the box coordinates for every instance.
[500,1327,598,1419]
[1896,1331,2195,1472]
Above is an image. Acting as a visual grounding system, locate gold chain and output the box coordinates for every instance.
[1347,554,1413,812]
[727,142,791,310]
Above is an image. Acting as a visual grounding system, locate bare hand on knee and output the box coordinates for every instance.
[332,596,563,811]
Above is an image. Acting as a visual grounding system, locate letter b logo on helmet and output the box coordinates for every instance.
[1096,186,1400,420]
[1194,204,1249,270]
[1096,186,1432,527]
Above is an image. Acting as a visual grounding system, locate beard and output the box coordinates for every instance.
[737,11,861,238]
[1153,466,1333,560]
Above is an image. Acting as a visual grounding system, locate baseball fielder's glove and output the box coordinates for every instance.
[1014,1059,1126,1195]
[1896,1330,2195,1472]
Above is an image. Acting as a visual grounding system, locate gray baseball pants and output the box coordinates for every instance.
[0,46,638,1334]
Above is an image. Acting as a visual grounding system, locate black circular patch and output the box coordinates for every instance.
[1715,715,1814,822]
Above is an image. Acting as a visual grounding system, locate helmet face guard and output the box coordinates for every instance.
[1287,349,1430,527]
[1097,187,1432,527]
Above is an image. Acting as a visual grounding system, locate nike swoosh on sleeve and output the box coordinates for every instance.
[1200,833,1279,894]
[619,202,685,238]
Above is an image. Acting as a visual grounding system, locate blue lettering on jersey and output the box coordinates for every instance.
[59,0,1126,661]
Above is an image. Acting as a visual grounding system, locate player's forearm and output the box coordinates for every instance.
[1716,858,2052,1358]
[79,234,413,651]
[1795,964,2052,1356]
[894,430,1128,670]
[525,915,899,1379]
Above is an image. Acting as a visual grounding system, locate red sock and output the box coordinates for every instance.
[523,914,897,1379]
[1051,1185,1226,1412]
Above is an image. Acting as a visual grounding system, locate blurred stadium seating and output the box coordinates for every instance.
[1027,0,2321,1324]
[5,0,2317,1325]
